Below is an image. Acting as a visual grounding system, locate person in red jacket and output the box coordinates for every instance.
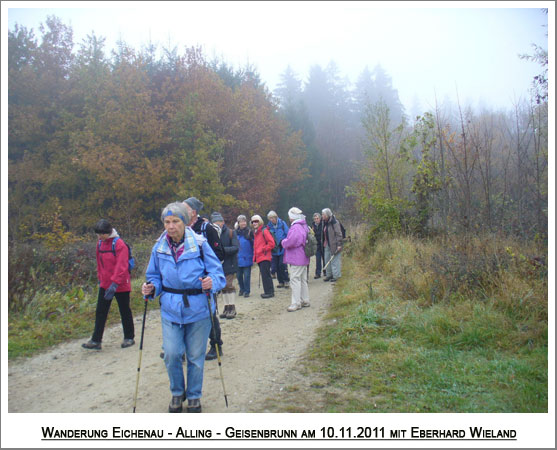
[82,219,135,350]
[251,215,275,298]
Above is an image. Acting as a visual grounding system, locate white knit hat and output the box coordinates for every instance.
[288,207,304,221]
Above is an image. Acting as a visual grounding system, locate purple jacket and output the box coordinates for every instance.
[282,219,310,266]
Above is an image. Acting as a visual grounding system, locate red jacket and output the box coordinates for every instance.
[253,227,275,263]
[96,237,131,292]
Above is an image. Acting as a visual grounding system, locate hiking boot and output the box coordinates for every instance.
[226,305,237,319]
[205,345,222,360]
[261,293,274,299]
[301,301,311,308]
[244,292,250,298]
[276,283,285,289]
[314,275,321,279]
[82,340,102,350]
[238,290,244,296]
[186,398,201,413]
[287,304,301,312]
[330,278,337,283]
[169,393,186,413]
[323,276,332,282]
[219,305,230,319]
[121,339,135,348]
[284,282,290,288]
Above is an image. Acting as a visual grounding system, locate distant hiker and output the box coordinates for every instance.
[281,207,310,312]
[235,215,254,298]
[321,208,343,282]
[251,215,276,298]
[266,211,290,289]
[211,212,239,320]
[82,219,135,351]
[183,197,225,362]
[142,202,225,413]
[312,212,325,279]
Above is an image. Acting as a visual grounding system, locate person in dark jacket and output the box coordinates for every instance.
[235,215,254,298]
[82,219,134,350]
[312,212,324,279]
[183,197,225,361]
[211,212,239,319]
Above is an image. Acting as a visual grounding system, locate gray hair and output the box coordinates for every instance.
[321,208,333,218]
[161,202,191,224]
[237,214,247,223]
[313,212,321,219]
[267,210,278,219]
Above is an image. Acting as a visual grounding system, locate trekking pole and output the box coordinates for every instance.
[132,284,152,413]
[323,254,335,272]
[203,279,229,408]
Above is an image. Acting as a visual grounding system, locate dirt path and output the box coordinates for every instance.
[8,260,332,413]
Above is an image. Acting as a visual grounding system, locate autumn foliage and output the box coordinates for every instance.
[8,17,306,240]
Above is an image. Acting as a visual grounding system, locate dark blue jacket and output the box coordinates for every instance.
[266,218,289,256]
[236,227,254,267]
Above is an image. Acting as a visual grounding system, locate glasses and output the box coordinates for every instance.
[251,221,259,224]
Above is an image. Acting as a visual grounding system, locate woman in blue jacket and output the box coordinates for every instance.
[142,202,225,413]
[266,211,290,288]
[235,215,254,298]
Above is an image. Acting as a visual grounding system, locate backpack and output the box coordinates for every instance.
[304,226,318,258]
[98,237,136,273]
[339,220,346,239]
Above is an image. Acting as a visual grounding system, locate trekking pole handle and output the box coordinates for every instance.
[142,282,155,300]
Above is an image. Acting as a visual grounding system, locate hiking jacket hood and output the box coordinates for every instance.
[253,226,275,263]
[282,219,310,266]
[96,229,131,292]
[145,227,226,325]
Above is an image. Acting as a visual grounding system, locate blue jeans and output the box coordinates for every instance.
[161,316,211,399]
[237,266,252,294]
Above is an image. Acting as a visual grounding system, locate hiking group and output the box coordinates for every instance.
[81,197,345,413]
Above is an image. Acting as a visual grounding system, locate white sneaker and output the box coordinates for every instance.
[287,304,301,312]
[301,301,310,308]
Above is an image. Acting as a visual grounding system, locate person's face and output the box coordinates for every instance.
[214,221,224,229]
[313,215,321,224]
[239,219,247,229]
[252,219,260,230]
[322,213,328,222]
[96,233,110,241]
[269,217,278,225]
[164,216,185,241]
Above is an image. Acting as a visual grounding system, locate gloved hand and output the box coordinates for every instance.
[104,282,118,300]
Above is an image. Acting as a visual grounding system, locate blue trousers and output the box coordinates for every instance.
[161,316,211,399]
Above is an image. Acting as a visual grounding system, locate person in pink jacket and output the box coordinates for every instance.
[281,207,310,312]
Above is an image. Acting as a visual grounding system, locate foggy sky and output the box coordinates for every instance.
[4,1,551,113]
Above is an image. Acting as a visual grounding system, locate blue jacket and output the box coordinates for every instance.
[236,227,254,267]
[145,228,226,325]
[266,218,289,256]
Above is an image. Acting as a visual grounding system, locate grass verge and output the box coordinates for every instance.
[265,233,548,413]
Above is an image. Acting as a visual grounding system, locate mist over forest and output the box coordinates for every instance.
[8,14,548,241]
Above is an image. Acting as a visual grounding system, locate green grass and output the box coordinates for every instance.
[279,233,548,413]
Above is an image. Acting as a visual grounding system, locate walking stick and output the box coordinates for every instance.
[323,254,335,272]
[132,287,152,413]
[203,281,229,408]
